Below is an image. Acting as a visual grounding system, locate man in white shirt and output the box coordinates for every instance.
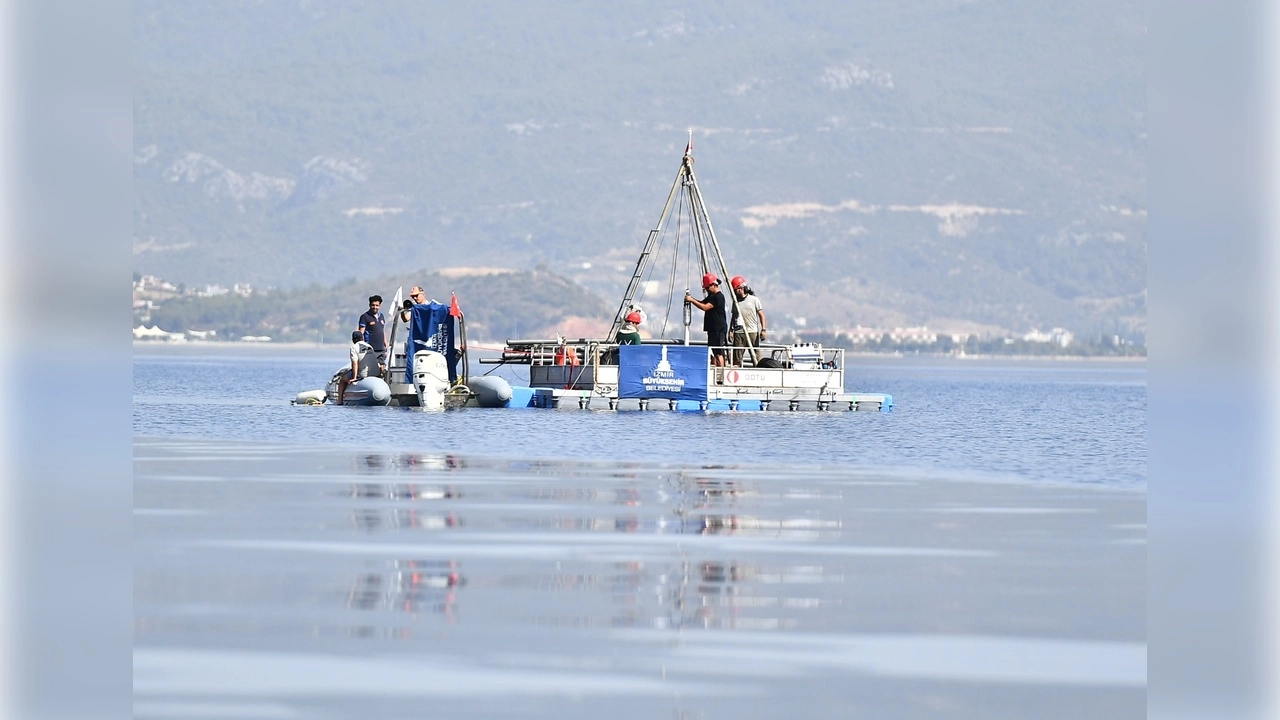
[338,331,379,404]
[729,276,767,366]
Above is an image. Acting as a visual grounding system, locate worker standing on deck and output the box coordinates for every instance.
[358,295,388,373]
[729,276,767,366]
[399,286,427,323]
[685,273,728,368]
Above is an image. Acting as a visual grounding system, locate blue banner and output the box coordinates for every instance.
[405,302,458,383]
[618,345,708,400]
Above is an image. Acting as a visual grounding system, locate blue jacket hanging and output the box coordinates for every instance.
[404,301,458,384]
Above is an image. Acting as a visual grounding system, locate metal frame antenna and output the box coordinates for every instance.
[608,134,747,354]
[683,156,750,355]
[608,154,691,340]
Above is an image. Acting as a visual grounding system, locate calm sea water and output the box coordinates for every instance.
[133,345,1146,719]
[133,345,1146,487]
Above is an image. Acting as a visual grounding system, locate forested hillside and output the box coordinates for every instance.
[146,267,610,343]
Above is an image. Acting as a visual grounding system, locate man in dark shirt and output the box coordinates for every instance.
[684,273,728,368]
[358,295,388,372]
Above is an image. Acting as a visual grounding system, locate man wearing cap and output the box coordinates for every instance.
[338,330,379,404]
[685,273,728,368]
[399,286,427,323]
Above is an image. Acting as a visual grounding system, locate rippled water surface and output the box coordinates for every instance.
[134,345,1146,718]
[134,345,1146,486]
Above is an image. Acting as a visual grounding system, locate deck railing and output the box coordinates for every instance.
[502,339,843,371]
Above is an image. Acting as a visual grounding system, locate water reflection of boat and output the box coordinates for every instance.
[346,559,464,619]
[358,452,468,473]
[486,143,893,412]
[350,507,462,532]
[350,483,461,501]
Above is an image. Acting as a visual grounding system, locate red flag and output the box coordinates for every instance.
[449,293,462,318]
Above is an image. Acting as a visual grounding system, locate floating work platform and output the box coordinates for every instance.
[529,388,893,412]
[485,341,893,412]
[485,145,893,415]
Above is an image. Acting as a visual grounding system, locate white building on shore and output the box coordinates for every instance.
[1023,328,1074,347]
[133,325,186,342]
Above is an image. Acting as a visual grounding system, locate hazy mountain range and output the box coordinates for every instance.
[133,0,1145,339]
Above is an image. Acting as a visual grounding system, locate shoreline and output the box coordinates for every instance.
[132,340,1146,362]
[841,350,1147,362]
[131,339,509,352]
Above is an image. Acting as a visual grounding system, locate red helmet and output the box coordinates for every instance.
[731,275,746,290]
[701,273,719,289]
[625,311,642,324]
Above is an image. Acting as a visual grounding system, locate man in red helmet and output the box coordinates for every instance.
[616,310,643,345]
[685,273,728,367]
[729,275,767,366]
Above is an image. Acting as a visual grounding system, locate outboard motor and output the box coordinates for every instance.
[413,350,451,410]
